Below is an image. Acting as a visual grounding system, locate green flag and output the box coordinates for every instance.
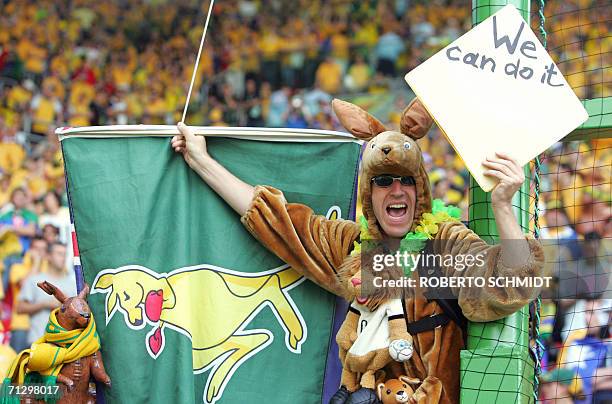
[60,126,361,404]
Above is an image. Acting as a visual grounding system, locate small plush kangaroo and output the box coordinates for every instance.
[34,281,111,404]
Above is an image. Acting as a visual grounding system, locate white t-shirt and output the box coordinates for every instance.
[348,299,404,356]
[19,272,77,345]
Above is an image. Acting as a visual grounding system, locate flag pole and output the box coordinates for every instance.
[181,0,215,124]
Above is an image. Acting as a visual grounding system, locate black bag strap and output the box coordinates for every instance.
[430,296,467,331]
[405,313,451,335]
[405,242,468,341]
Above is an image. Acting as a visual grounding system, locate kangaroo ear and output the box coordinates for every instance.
[37,281,68,303]
[78,283,90,300]
[332,99,387,141]
[400,98,434,140]
[94,274,114,290]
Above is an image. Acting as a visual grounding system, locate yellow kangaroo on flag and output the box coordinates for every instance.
[92,206,340,404]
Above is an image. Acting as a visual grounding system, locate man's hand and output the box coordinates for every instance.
[482,152,525,207]
[169,122,255,216]
[171,122,209,169]
[482,152,531,267]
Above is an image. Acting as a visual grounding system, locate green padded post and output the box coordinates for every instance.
[563,97,612,141]
[460,1,535,403]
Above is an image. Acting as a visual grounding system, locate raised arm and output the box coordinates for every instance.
[172,122,254,216]
[434,153,545,321]
[482,151,532,267]
[241,185,360,295]
[172,123,360,296]
[434,220,544,322]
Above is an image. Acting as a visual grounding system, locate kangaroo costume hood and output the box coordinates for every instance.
[331,98,434,239]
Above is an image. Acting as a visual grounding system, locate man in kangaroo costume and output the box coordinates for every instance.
[171,98,544,404]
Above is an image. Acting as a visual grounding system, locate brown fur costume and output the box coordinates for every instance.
[240,98,544,403]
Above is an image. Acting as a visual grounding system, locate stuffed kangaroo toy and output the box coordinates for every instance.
[4,281,110,404]
[335,255,413,393]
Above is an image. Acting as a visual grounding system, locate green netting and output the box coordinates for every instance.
[540,0,610,103]
[539,0,611,142]
[532,139,610,403]
[531,2,610,403]
[464,1,610,403]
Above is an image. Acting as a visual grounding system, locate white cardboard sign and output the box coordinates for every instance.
[405,4,588,192]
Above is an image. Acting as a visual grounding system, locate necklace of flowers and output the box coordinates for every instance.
[352,199,462,274]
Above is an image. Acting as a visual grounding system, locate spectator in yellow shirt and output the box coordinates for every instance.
[110,59,133,91]
[67,90,92,127]
[6,81,33,117]
[15,32,46,77]
[330,27,350,74]
[259,27,282,88]
[0,120,25,175]
[41,73,65,103]
[30,85,63,136]
[146,95,168,125]
[315,56,343,94]
[345,54,372,93]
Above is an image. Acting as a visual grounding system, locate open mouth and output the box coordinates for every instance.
[356,296,368,305]
[386,203,407,218]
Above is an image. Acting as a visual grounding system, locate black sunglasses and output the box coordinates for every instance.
[371,175,416,187]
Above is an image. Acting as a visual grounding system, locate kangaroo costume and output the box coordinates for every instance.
[240,98,544,403]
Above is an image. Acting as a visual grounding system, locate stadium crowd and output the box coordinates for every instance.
[0,0,609,402]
